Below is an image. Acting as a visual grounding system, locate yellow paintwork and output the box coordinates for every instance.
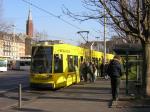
[106,53,114,62]
[30,43,114,89]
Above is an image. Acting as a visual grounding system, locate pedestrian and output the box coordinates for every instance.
[100,62,104,77]
[107,55,124,101]
[104,62,109,80]
[80,61,88,82]
[92,62,97,82]
[84,61,89,82]
[79,61,85,81]
[88,61,96,82]
[95,62,99,77]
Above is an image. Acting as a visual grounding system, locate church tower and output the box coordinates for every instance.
[25,9,33,55]
[26,9,33,37]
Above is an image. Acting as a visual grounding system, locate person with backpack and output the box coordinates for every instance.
[107,55,124,101]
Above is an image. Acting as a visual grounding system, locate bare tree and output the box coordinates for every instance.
[64,0,150,96]
[100,0,150,97]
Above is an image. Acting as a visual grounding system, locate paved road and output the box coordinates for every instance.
[18,81,150,112]
[0,71,150,112]
[0,70,29,93]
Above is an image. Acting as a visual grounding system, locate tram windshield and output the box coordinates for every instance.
[31,46,53,73]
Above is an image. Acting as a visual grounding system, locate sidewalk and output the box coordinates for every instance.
[112,80,150,108]
[4,78,150,112]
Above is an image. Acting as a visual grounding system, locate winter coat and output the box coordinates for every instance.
[107,59,124,78]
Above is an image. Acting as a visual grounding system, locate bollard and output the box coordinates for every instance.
[18,84,22,109]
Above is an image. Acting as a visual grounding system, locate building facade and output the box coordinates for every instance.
[0,9,34,58]
[0,32,26,59]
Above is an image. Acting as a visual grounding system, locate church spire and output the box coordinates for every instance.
[28,9,32,20]
[25,8,34,56]
[26,8,33,37]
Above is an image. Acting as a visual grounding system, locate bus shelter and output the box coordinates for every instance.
[114,47,143,95]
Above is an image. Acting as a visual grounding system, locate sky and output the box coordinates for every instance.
[3,0,115,45]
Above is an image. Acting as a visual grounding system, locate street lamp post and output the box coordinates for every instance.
[103,0,107,65]
[12,25,16,42]
[103,0,117,63]
[12,24,16,59]
[77,30,89,61]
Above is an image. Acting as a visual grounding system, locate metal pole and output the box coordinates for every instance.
[90,42,94,61]
[136,55,139,81]
[77,31,89,43]
[103,1,106,65]
[12,24,16,59]
[77,31,89,60]
[126,52,129,95]
[137,0,141,39]
[95,37,100,51]
[18,84,22,108]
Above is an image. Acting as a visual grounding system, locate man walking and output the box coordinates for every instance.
[107,55,124,101]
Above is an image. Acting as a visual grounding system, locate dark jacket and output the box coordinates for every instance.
[107,59,123,78]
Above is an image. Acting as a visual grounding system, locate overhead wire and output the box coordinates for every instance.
[21,0,97,42]
[22,0,83,30]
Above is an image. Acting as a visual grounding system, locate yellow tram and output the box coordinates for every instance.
[30,43,113,89]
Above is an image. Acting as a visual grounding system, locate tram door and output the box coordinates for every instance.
[80,56,83,63]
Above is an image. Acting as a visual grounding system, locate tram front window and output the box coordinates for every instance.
[31,46,53,73]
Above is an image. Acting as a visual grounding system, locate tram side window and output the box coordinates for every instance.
[68,55,74,72]
[54,54,63,73]
[74,56,78,67]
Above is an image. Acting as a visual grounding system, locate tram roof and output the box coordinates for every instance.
[32,43,82,49]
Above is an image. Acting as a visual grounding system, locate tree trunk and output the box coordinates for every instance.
[143,42,150,96]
